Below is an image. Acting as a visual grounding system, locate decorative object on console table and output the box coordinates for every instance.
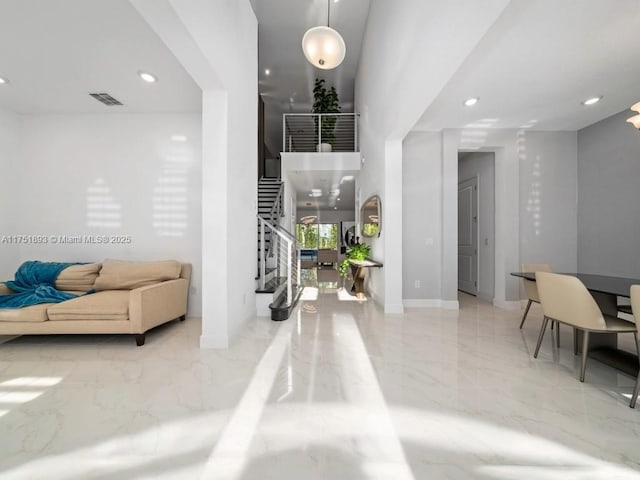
[339,242,370,278]
[338,242,382,298]
[312,78,340,152]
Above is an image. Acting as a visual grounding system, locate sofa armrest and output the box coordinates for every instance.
[0,283,14,295]
[129,278,189,333]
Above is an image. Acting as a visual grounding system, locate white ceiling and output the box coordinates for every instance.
[288,169,358,211]
[3,0,638,214]
[0,0,201,114]
[415,0,640,131]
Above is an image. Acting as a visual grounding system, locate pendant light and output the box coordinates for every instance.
[301,0,346,70]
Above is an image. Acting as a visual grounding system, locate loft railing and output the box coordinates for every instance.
[282,113,359,153]
[257,215,300,308]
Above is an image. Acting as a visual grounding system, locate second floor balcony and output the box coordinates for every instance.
[283,113,359,153]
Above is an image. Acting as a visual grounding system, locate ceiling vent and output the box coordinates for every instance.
[89,93,123,106]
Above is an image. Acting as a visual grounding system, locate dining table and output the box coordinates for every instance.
[511,272,640,377]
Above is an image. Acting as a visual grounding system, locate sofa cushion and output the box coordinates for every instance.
[47,291,129,321]
[55,263,102,292]
[93,260,181,291]
[0,303,51,322]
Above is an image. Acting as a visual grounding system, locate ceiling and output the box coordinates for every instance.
[251,0,371,156]
[0,0,201,114]
[251,0,370,212]
[415,0,640,131]
[288,169,358,212]
[2,0,639,214]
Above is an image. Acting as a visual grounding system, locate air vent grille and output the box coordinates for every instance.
[89,93,123,106]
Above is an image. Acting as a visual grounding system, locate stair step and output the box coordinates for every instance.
[255,276,287,293]
[254,267,276,280]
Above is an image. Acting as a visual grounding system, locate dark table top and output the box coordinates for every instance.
[511,272,640,298]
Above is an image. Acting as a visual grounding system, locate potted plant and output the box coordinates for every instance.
[312,78,340,152]
[339,242,371,278]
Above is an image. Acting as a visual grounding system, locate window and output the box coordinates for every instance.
[296,223,338,249]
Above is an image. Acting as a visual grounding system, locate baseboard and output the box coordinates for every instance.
[493,299,522,310]
[403,299,459,310]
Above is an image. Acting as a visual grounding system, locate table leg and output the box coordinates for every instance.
[576,291,638,377]
[350,265,366,299]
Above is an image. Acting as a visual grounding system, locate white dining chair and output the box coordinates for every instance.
[535,272,639,383]
[628,285,640,408]
[520,263,552,329]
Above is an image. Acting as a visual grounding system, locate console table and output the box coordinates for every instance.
[349,259,383,299]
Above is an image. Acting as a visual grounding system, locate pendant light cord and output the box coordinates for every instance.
[327,0,331,28]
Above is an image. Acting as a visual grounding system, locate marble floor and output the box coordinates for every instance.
[1,285,640,479]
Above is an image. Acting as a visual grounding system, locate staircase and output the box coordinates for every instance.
[257,177,283,265]
[256,177,303,321]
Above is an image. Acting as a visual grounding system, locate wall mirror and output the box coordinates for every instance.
[361,195,381,237]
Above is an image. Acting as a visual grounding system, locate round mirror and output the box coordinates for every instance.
[344,226,356,246]
[361,195,381,237]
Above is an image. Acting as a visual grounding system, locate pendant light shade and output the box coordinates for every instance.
[302,0,346,70]
[627,101,640,129]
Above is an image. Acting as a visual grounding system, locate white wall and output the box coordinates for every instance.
[402,132,442,304]
[519,131,578,274]
[356,0,510,312]
[459,152,495,301]
[403,128,577,308]
[10,113,203,315]
[0,106,20,280]
[578,110,640,277]
[132,0,258,347]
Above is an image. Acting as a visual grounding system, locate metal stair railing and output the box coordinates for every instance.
[257,215,300,307]
[265,182,284,259]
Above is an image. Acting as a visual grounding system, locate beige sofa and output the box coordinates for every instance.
[0,260,191,346]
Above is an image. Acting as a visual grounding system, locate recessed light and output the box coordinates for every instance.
[265,69,271,76]
[0,77,9,85]
[582,96,602,106]
[464,97,479,107]
[138,71,157,83]
[337,197,341,201]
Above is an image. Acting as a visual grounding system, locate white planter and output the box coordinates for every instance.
[317,143,332,153]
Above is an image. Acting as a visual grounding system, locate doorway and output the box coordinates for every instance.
[458,177,477,295]
[457,152,495,301]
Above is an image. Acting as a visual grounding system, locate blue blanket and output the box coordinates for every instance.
[0,261,79,309]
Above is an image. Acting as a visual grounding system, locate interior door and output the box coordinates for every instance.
[458,177,478,295]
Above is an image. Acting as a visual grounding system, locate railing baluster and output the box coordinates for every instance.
[282,113,359,153]
[259,217,266,290]
[257,214,299,308]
